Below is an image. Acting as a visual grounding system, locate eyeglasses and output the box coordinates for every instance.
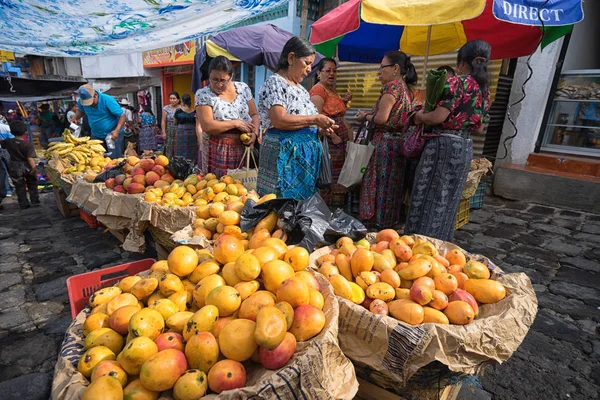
[210,77,231,85]
[379,63,396,70]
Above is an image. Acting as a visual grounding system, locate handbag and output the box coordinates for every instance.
[227,146,258,191]
[400,106,434,160]
[337,121,375,188]
[317,135,333,189]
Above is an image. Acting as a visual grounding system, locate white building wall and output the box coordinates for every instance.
[81,53,158,79]
[495,39,564,167]
[64,58,82,77]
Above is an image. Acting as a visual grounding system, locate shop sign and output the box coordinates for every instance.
[143,40,196,67]
[493,0,584,26]
[0,50,15,62]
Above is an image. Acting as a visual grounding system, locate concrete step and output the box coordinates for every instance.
[493,164,600,213]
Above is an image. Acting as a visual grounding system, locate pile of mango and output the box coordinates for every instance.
[78,234,326,399]
[316,230,506,326]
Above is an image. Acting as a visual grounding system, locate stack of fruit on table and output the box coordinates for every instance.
[102,155,268,211]
[315,229,507,326]
[77,234,329,399]
[44,130,112,176]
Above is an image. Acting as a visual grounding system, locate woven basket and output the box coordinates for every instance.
[148,226,177,252]
[353,360,466,397]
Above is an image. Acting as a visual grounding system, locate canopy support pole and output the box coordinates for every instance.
[420,25,432,90]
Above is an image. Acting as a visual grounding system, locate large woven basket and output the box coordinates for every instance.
[354,360,466,397]
[148,225,177,252]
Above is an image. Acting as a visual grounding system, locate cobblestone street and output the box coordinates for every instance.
[0,191,599,399]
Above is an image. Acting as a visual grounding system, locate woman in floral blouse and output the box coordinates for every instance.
[355,51,416,229]
[310,58,353,208]
[257,37,336,200]
[406,40,492,241]
[196,56,258,177]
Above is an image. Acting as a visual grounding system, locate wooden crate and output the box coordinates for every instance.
[53,187,79,217]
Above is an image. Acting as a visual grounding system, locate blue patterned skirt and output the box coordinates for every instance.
[257,128,322,200]
[405,131,472,241]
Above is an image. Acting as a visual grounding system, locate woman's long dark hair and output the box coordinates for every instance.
[384,51,417,86]
[277,36,316,72]
[143,105,153,116]
[315,57,337,82]
[457,39,491,90]
[181,94,192,107]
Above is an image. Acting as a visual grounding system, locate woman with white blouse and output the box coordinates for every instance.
[196,56,259,177]
[257,37,335,199]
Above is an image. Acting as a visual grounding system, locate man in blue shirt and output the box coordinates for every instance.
[75,84,126,158]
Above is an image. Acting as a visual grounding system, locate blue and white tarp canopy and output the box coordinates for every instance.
[0,0,288,57]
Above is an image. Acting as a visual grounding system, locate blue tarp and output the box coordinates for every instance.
[0,0,288,57]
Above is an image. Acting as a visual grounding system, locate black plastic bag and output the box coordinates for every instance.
[240,193,366,251]
[93,160,126,183]
[167,156,200,180]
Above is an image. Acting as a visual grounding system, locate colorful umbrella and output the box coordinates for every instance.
[192,24,324,92]
[309,0,580,64]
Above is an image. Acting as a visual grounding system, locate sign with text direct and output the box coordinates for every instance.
[493,0,583,26]
[143,40,196,68]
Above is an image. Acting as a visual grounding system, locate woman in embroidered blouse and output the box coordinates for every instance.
[355,51,416,229]
[173,94,198,163]
[162,91,181,158]
[309,58,353,208]
[405,40,492,241]
[196,56,258,177]
[257,37,336,200]
[138,106,157,151]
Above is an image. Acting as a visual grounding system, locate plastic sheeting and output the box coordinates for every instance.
[240,193,367,251]
[0,0,288,57]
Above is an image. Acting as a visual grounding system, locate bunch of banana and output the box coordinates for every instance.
[45,130,108,174]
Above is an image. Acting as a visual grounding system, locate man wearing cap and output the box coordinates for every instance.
[75,84,126,158]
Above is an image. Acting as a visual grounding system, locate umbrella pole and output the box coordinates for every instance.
[420,25,432,91]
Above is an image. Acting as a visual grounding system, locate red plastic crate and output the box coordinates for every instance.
[66,259,156,319]
[80,209,101,229]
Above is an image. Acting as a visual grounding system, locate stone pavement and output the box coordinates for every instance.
[0,191,151,400]
[0,191,598,399]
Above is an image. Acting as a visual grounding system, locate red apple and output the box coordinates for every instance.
[105,178,116,189]
[151,165,165,176]
[113,185,126,193]
[132,166,146,176]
